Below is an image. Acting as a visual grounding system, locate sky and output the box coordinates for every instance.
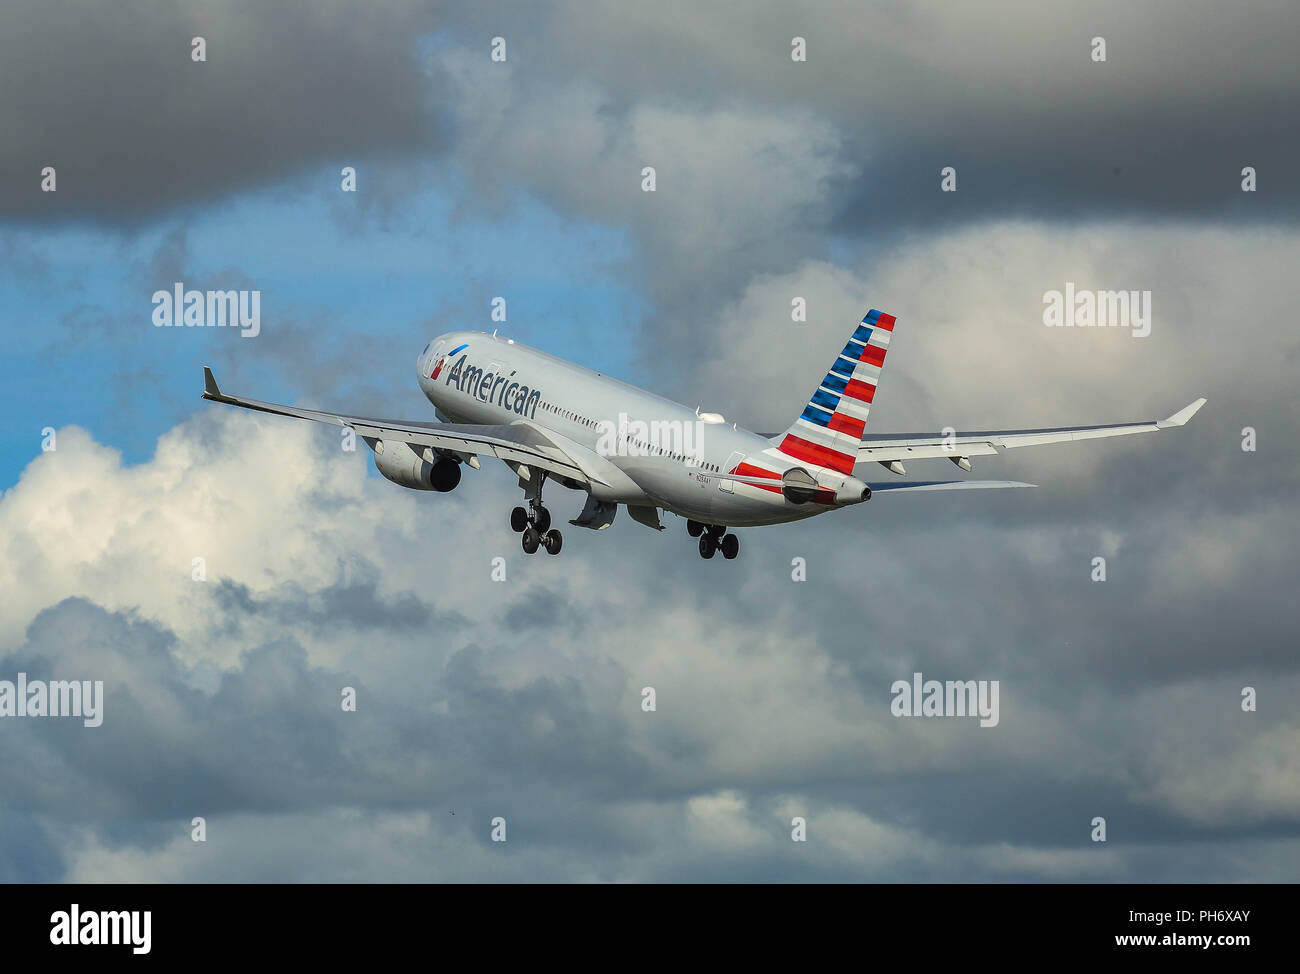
[0,0,1297,882]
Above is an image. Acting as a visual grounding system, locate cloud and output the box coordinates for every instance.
[430,50,851,341]
[0,0,437,225]
[0,405,1296,880]
[405,5,1300,400]
[434,0,1300,226]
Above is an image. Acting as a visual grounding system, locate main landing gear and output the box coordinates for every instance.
[512,505,562,555]
[510,480,562,555]
[688,520,739,560]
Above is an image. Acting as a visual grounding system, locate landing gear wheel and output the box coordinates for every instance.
[543,529,563,555]
[510,507,529,533]
[522,526,541,554]
[720,533,739,559]
[707,523,726,538]
[699,534,717,559]
[686,520,704,538]
[531,506,552,533]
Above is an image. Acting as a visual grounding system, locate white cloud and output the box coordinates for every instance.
[1,399,1296,879]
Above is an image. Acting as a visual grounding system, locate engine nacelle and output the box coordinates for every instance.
[370,439,461,492]
[781,467,820,505]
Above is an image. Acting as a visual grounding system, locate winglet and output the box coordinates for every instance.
[1157,397,1207,429]
[202,366,222,399]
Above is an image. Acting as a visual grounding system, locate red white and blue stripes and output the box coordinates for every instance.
[777,308,896,474]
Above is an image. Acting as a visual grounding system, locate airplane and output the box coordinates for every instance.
[201,308,1205,560]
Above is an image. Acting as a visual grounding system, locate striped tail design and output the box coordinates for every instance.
[777,308,897,474]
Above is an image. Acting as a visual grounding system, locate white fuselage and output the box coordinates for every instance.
[416,331,852,526]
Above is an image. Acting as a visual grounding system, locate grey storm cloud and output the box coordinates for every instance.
[434,0,1300,226]
[9,1,1295,231]
[210,575,457,633]
[0,0,437,225]
[0,597,651,874]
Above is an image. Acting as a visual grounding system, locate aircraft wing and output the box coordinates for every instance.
[201,367,597,485]
[857,399,1206,465]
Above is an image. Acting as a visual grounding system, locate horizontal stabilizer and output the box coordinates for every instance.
[866,480,1036,493]
[859,398,1207,464]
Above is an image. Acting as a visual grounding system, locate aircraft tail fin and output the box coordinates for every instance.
[776,308,897,474]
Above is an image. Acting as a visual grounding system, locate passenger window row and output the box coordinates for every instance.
[540,400,597,429]
[538,401,719,472]
[626,436,718,472]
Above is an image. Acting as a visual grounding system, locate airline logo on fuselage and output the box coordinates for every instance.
[429,342,469,381]
[443,353,541,419]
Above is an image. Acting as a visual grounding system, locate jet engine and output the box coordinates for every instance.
[780,467,821,504]
[370,439,461,492]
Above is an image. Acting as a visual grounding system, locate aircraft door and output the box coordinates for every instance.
[717,451,746,494]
